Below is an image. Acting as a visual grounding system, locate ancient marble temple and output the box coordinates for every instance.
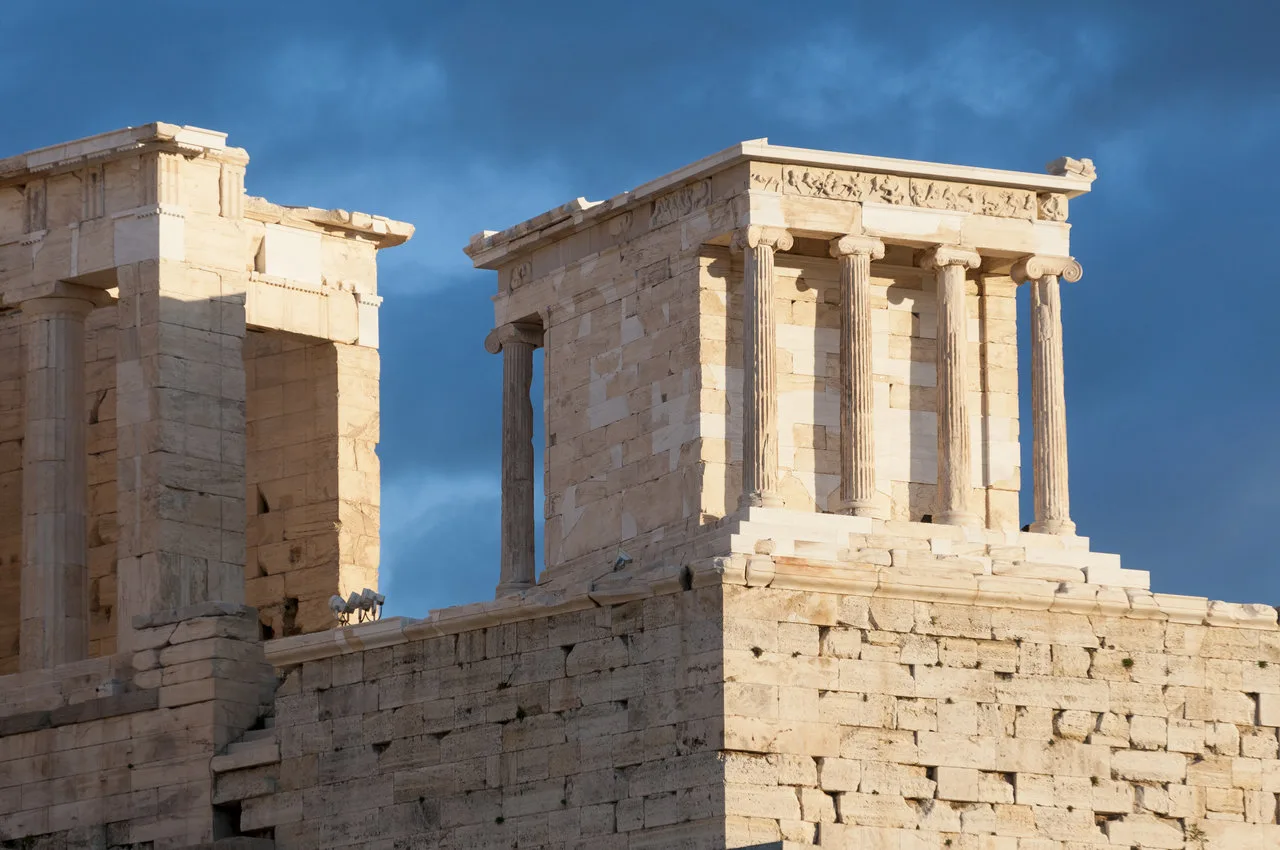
[3,126,1280,850]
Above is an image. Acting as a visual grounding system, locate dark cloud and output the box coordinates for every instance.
[1,0,1277,610]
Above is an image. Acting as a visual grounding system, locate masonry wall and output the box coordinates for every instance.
[720,582,1280,849]
[696,243,1020,529]
[0,604,274,849]
[245,331,380,639]
[493,170,748,583]
[86,304,120,658]
[212,576,1280,849]
[222,588,727,848]
[0,311,22,673]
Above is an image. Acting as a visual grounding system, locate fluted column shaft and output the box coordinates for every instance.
[831,235,885,517]
[486,322,543,595]
[19,292,98,670]
[733,225,793,509]
[1013,256,1082,535]
[922,247,983,528]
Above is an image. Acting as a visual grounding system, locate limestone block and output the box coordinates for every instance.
[1112,749,1187,784]
[1258,693,1280,727]
[1103,813,1185,849]
[834,792,916,829]
[934,766,981,801]
[258,223,322,285]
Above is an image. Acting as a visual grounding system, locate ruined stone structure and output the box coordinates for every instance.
[0,124,408,846]
[3,127,1280,849]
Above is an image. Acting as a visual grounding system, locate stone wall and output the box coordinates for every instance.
[0,603,274,848]
[719,580,1280,848]
[494,170,747,584]
[0,312,381,671]
[0,311,22,673]
[217,586,728,848]
[244,331,381,639]
[209,567,1280,850]
[86,304,120,659]
[537,222,708,575]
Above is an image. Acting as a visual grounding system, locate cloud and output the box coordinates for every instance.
[378,470,500,614]
[289,154,577,291]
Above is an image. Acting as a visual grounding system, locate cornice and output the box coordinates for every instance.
[244,197,414,249]
[0,122,248,188]
[464,139,1096,269]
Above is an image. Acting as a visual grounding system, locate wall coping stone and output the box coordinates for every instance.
[261,558,1279,667]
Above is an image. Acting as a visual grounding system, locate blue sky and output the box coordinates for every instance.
[4,2,1278,613]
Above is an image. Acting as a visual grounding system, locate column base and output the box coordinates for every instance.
[839,497,888,520]
[935,510,983,529]
[1030,518,1076,535]
[740,491,786,510]
[495,580,534,598]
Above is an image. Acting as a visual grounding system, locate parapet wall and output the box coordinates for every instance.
[219,586,728,848]
[0,603,274,848]
[204,558,1280,849]
[718,579,1280,848]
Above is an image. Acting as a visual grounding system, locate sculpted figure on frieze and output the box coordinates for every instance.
[778,165,1043,221]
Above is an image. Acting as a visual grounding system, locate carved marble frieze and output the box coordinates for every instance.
[650,179,710,228]
[507,260,532,290]
[1037,192,1068,222]
[773,165,1067,222]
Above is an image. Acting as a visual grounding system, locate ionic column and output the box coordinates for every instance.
[921,246,983,528]
[1012,256,1083,535]
[830,235,885,517]
[732,225,793,509]
[485,321,543,595]
[15,284,107,669]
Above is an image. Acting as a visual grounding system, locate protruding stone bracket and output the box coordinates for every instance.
[1046,156,1097,181]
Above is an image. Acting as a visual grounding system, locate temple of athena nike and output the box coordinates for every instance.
[2,124,1279,849]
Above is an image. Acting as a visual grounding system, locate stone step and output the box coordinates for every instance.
[211,737,280,773]
[237,727,276,744]
[741,506,876,537]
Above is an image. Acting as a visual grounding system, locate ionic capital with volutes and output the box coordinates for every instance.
[1010,255,1083,284]
[829,234,885,260]
[920,245,982,271]
[731,225,793,253]
[484,321,544,354]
